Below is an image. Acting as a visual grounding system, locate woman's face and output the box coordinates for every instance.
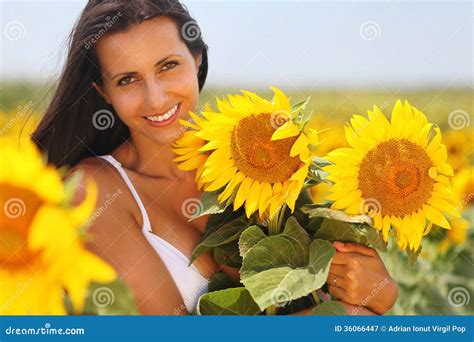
[93,16,202,145]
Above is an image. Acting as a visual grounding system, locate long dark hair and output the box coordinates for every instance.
[32,0,208,168]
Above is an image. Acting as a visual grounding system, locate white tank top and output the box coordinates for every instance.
[98,155,209,313]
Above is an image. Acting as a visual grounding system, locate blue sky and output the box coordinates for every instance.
[1,0,472,89]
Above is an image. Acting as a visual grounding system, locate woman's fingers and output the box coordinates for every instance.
[328,284,346,301]
[333,241,379,257]
[328,263,346,277]
[331,251,364,265]
[327,272,346,289]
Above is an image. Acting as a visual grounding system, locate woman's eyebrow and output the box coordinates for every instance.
[110,54,183,81]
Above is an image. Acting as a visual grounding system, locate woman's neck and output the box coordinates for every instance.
[113,133,187,181]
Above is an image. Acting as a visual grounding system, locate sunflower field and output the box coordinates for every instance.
[1,81,472,315]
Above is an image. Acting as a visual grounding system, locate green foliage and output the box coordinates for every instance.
[196,287,261,315]
[315,218,388,252]
[80,279,138,315]
[309,300,347,315]
[240,218,335,311]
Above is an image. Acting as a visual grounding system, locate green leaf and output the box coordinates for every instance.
[311,157,332,168]
[201,207,246,240]
[190,217,248,264]
[301,203,331,234]
[240,222,335,311]
[196,287,261,315]
[213,242,242,268]
[309,300,347,315]
[406,246,422,268]
[291,96,311,116]
[187,190,229,221]
[239,225,267,258]
[305,216,324,234]
[301,206,372,225]
[280,216,312,263]
[291,190,314,228]
[81,278,138,315]
[207,272,237,292]
[315,218,387,252]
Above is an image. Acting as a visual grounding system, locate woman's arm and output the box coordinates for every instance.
[326,241,399,315]
[69,161,187,315]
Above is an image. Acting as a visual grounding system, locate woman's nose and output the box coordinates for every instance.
[144,78,168,112]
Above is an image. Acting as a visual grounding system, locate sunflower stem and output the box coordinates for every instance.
[277,204,286,232]
[311,290,320,305]
[268,205,286,235]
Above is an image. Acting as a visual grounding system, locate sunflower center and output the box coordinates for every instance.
[358,139,434,216]
[230,113,301,183]
[0,184,42,269]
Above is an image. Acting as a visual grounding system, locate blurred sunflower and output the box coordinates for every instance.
[324,100,460,251]
[451,166,474,207]
[439,166,474,251]
[0,107,40,140]
[172,87,319,219]
[0,137,116,314]
[443,128,474,171]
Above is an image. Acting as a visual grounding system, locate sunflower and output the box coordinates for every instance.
[323,100,460,251]
[451,166,474,208]
[439,166,474,250]
[443,128,474,171]
[172,87,319,219]
[0,108,40,140]
[0,137,116,314]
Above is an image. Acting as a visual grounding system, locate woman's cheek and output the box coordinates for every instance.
[176,65,200,106]
[112,92,144,127]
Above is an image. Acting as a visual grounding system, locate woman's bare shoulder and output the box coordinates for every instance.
[66,156,136,229]
[68,157,125,200]
[69,156,117,184]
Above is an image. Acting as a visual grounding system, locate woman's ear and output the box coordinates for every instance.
[92,81,111,104]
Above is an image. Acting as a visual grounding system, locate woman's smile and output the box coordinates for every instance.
[143,102,181,127]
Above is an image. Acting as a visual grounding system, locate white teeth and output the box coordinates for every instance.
[145,104,179,122]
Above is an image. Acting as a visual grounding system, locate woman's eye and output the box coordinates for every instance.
[162,61,179,71]
[117,76,135,86]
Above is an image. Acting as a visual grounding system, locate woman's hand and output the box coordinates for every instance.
[326,241,399,315]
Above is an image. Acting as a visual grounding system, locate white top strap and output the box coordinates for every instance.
[98,155,151,231]
[97,154,209,313]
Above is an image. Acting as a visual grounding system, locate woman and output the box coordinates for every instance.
[32,0,398,315]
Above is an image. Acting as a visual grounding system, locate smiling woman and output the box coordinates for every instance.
[31,0,217,315]
[32,0,208,169]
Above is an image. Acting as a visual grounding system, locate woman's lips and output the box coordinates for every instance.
[144,103,181,127]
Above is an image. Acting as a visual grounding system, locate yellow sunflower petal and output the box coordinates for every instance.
[271,86,291,112]
[245,181,262,217]
[290,133,310,157]
[271,120,300,141]
[422,204,451,229]
[234,177,253,211]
